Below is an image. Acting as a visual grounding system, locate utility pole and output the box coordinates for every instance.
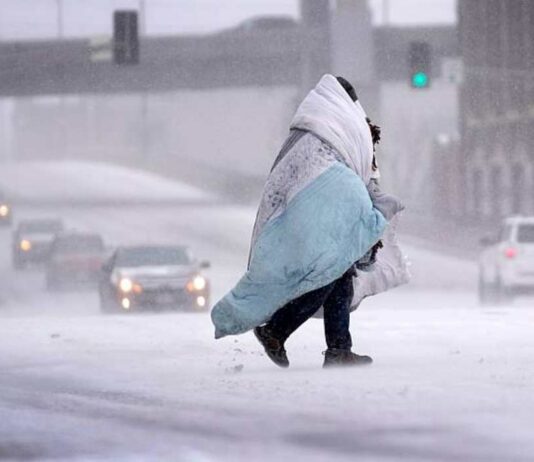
[56,0,64,38]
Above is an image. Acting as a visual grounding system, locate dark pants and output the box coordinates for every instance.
[265,271,354,350]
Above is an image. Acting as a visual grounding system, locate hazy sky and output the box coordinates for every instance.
[0,0,456,40]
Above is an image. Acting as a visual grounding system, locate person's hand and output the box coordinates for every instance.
[367,182,404,221]
[371,240,384,260]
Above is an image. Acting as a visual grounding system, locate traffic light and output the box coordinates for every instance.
[409,41,431,89]
[113,11,139,65]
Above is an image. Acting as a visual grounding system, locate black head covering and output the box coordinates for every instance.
[336,76,358,102]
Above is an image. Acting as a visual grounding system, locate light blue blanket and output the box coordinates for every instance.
[212,162,386,338]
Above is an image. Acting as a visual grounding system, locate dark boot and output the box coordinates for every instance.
[254,326,289,368]
[323,348,373,368]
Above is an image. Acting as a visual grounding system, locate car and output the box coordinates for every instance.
[99,245,211,313]
[12,219,64,269]
[0,190,12,226]
[478,216,534,305]
[46,232,106,290]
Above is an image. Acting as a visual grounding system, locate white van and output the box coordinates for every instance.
[479,216,534,305]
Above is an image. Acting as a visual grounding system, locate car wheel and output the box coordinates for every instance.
[481,278,510,306]
[479,266,513,306]
[99,293,117,314]
[494,278,512,305]
[478,275,501,306]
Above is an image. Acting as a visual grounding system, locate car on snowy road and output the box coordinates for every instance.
[479,216,534,305]
[46,232,107,290]
[12,219,64,269]
[98,245,210,313]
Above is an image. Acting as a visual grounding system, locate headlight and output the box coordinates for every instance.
[20,240,32,251]
[192,275,206,291]
[119,278,133,293]
[186,275,207,292]
[0,205,9,217]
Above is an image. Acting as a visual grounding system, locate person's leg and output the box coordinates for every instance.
[254,280,336,368]
[322,271,353,350]
[322,272,373,367]
[266,282,335,342]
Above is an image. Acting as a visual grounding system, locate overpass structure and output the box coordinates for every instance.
[0,25,457,97]
[0,29,302,97]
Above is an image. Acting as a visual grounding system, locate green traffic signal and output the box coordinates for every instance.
[412,72,429,88]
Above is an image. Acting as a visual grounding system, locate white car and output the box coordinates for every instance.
[479,216,534,305]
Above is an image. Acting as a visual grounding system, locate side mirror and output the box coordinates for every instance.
[101,260,113,273]
[200,260,211,269]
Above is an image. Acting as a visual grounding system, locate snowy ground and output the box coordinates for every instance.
[0,164,533,461]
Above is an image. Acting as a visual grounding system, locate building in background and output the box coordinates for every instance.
[373,25,460,211]
[459,1,534,220]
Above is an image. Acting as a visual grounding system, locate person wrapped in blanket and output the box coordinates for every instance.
[211,75,409,368]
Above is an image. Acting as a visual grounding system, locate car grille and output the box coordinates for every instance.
[135,276,189,290]
[138,288,189,306]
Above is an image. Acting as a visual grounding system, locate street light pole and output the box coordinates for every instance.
[56,0,64,38]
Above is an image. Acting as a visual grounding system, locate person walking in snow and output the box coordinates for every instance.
[211,75,406,368]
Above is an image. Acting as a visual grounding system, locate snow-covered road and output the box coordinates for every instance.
[0,164,533,462]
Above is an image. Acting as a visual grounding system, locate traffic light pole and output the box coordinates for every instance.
[138,1,148,161]
[383,0,390,25]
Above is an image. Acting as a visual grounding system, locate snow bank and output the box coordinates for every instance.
[0,161,212,204]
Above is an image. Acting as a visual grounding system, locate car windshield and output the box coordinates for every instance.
[20,221,63,234]
[116,247,192,267]
[54,235,104,253]
[517,224,534,243]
